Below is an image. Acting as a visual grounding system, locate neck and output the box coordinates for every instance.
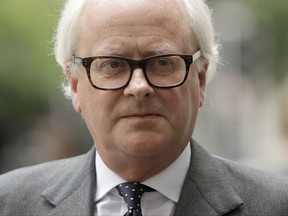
[101,148,184,182]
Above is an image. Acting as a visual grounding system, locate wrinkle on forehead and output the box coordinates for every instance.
[89,40,180,58]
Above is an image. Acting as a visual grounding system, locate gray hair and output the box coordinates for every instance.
[54,0,219,98]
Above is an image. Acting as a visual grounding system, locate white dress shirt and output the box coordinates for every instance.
[94,143,191,216]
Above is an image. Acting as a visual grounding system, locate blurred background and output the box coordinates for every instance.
[0,0,287,174]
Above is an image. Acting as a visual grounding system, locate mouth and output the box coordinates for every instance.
[119,112,164,128]
[120,111,164,121]
[123,113,162,119]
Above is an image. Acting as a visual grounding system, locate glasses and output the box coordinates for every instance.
[72,50,201,90]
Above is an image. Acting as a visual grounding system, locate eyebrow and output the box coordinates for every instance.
[152,44,178,55]
[96,50,124,56]
[95,44,179,57]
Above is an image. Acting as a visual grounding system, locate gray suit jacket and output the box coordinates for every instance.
[1,140,288,215]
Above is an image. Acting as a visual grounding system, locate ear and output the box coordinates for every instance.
[69,75,82,113]
[198,62,209,108]
[65,62,82,113]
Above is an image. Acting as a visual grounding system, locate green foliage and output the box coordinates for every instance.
[244,0,288,83]
[0,0,64,141]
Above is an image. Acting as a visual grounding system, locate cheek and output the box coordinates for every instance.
[171,77,201,121]
[80,89,121,130]
[171,78,200,110]
[76,81,102,125]
[79,92,114,145]
[160,86,199,143]
[165,86,196,121]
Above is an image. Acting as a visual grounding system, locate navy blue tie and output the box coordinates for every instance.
[116,182,155,216]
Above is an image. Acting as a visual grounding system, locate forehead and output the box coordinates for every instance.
[82,0,187,22]
[77,0,196,55]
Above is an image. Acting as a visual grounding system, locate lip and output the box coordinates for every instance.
[121,113,162,119]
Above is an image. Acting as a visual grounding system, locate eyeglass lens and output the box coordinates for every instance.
[89,55,186,89]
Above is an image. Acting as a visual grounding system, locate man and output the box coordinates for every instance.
[1,0,288,215]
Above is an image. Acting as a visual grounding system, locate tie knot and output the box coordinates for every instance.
[116,182,154,215]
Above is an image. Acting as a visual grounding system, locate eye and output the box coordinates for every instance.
[91,58,128,75]
[156,59,171,67]
[109,61,121,68]
[102,59,124,69]
[149,57,174,69]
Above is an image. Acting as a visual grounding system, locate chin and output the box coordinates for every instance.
[123,133,170,157]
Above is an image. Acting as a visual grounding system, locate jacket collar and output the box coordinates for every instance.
[40,148,96,216]
[174,140,243,216]
[40,140,244,215]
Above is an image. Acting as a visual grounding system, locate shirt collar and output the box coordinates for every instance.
[95,143,191,203]
[95,152,125,202]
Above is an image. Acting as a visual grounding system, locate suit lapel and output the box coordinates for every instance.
[174,140,243,216]
[38,141,243,215]
[41,148,96,216]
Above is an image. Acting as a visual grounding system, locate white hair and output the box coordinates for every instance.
[182,0,220,82]
[54,0,219,98]
[54,0,87,97]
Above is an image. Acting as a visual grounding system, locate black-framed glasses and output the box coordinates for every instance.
[72,50,201,90]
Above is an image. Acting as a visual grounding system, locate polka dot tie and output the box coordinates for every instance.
[116,182,155,216]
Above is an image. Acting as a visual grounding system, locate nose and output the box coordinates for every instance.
[123,68,155,99]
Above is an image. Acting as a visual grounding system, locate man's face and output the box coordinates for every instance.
[70,0,207,172]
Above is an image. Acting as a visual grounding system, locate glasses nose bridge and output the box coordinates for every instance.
[128,59,147,73]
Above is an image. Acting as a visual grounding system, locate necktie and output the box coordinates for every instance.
[116,182,155,216]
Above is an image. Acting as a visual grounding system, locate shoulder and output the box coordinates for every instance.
[0,149,94,214]
[0,152,88,187]
[189,141,288,214]
[215,155,288,212]
[215,155,288,189]
[192,141,288,196]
